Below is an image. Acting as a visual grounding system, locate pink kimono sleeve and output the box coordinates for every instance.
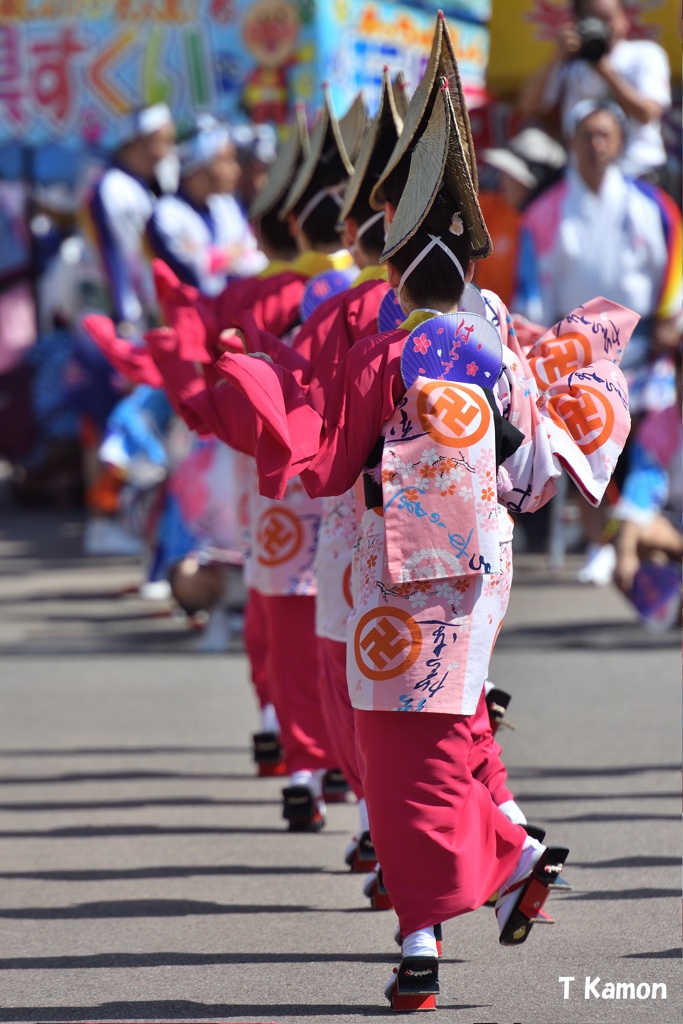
[301,331,407,498]
[306,282,387,416]
[180,383,259,456]
[83,315,163,388]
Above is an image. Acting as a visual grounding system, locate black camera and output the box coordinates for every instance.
[573,17,612,62]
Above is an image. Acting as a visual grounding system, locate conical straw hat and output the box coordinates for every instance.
[249,105,310,222]
[339,91,369,164]
[339,68,404,223]
[371,11,478,210]
[279,85,355,219]
[381,80,491,261]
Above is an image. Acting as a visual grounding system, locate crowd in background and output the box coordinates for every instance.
[0,0,680,636]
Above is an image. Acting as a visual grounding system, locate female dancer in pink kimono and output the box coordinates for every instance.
[267,66,634,1005]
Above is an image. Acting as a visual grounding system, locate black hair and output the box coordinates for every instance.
[292,190,343,245]
[289,126,352,246]
[388,188,473,309]
[348,186,385,260]
[259,204,298,258]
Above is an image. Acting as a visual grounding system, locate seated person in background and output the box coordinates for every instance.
[613,360,682,597]
[232,123,278,214]
[515,99,681,584]
[518,0,671,181]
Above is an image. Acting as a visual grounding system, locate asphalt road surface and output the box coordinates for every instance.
[0,505,679,1024]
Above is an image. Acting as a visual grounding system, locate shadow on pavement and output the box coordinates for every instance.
[0,865,326,882]
[0,951,423,970]
[559,887,680,901]
[568,855,681,869]
[0,1002,486,1022]
[0,899,316,919]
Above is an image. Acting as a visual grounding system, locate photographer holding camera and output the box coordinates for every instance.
[519,0,671,180]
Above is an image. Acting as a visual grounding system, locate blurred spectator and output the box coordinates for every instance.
[613,395,682,594]
[516,100,682,582]
[87,104,175,333]
[613,356,681,629]
[147,116,267,293]
[516,100,681,396]
[231,123,278,213]
[475,128,566,306]
[518,0,671,180]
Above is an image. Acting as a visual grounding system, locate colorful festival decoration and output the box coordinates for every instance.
[0,0,490,147]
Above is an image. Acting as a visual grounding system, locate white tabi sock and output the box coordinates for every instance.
[498,799,527,826]
[289,770,313,790]
[260,703,279,734]
[402,927,437,959]
[495,836,544,933]
[358,797,370,834]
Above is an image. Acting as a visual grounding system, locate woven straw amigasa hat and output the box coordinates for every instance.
[279,85,356,221]
[381,78,491,262]
[249,105,310,223]
[371,11,491,260]
[339,66,405,225]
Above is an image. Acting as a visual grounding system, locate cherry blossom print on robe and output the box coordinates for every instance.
[346,507,513,716]
[381,377,502,585]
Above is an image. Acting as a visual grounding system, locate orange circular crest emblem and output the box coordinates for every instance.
[354,607,422,682]
[530,332,592,388]
[416,381,492,449]
[343,563,353,609]
[256,507,304,566]
[547,384,615,456]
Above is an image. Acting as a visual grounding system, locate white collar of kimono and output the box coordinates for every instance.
[397,234,464,305]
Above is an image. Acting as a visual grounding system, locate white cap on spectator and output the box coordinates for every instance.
[484,127,567,188]
[231,124,278,165]
[177,117,231,176]
[120,103,173,145]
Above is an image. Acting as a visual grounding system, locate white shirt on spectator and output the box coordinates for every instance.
[547,39,671,176]
[148,190,266,295]
[89,165,158,326]
[525,164,669,365]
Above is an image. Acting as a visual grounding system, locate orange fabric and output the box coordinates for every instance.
[86,464,124,514]
[473,191,521,309]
